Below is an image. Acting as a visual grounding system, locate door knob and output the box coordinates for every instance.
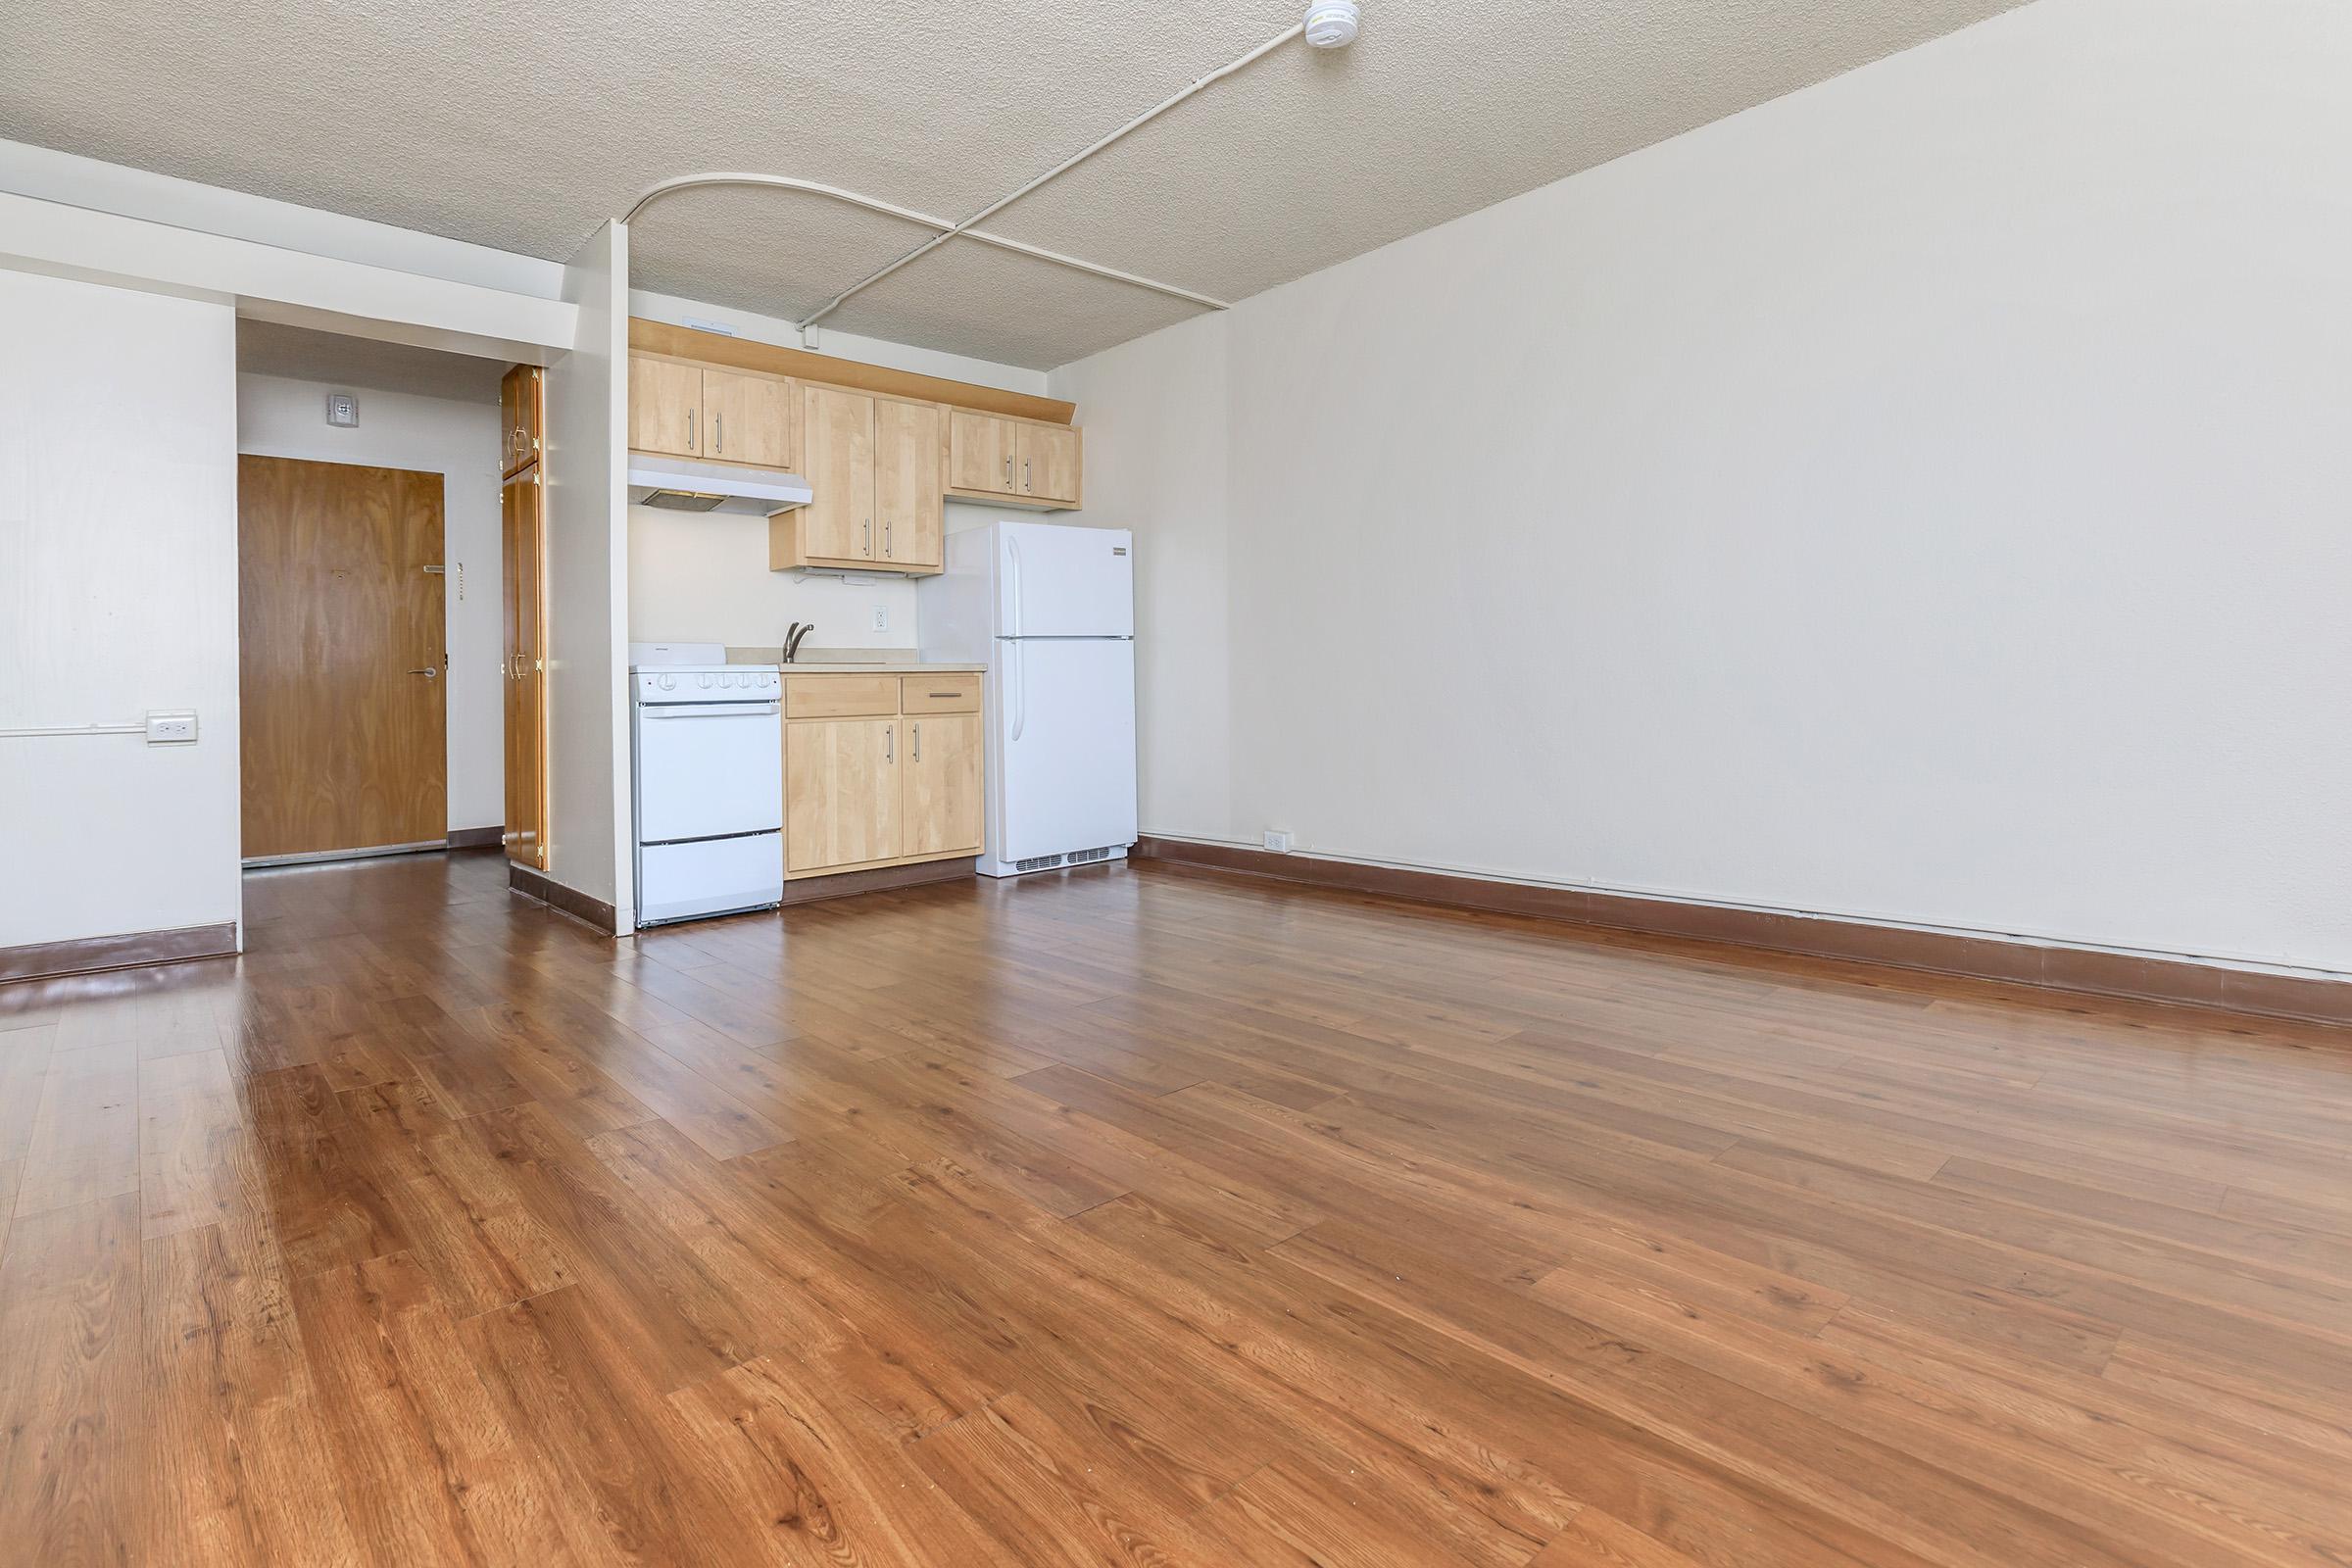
[407,666,439,679]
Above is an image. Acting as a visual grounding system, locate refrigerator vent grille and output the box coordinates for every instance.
[1013,846,1114,873]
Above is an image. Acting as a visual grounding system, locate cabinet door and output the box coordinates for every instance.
[704,368,795,468]
[802,385,875,561]
[501,473,547,867]
[786,718,900,872]
[904,712,982,857]
[874,399,945,568]
[948,410,1017,494]
[1016,423,1082,507]
[628,356,703,457]
[500,364,542,477]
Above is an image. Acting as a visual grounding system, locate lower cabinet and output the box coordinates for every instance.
[783,675,983,879]
[904,711,982,857]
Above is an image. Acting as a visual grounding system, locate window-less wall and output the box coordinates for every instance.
[1053,0,2352,976]
[0,271,241,949]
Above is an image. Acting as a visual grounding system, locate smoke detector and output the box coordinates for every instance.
[1303,1,1359,49]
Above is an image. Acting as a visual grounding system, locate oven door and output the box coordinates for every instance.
[633,701,783,843]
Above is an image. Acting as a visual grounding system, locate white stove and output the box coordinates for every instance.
[627,643,783,925]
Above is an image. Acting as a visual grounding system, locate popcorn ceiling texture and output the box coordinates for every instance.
[0,0,2025,368]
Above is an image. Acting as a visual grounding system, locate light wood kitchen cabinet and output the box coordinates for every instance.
[703,368,795,467]
[782,672,983,880]
[1016,421,1082,507]
[785,717,901,872]
[947,408,1083,510]
[903,712,983,857]
[949,410,1018,495]
[874,398,944,568]
[628,355,705,458]
[629,354,798,468]
[798,385,874,561]
[772,390,948,573]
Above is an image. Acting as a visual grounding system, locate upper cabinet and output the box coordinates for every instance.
[627,320,1083,579]
[772,389,946,573]
[946,410,1082,509]
[500,364,543,477]
[628,354,799,469]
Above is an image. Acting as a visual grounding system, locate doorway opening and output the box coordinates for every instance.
[232,322,544,869]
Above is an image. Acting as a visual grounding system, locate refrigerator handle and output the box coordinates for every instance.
[1008,641,1026,742]
[1004,535,1023,638]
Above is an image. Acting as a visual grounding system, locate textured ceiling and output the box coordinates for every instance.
[2,0,2027,369]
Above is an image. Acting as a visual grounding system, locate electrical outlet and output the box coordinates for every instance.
[870,605,890,632]
[145,710,198,745]
[1263,829,1293,854]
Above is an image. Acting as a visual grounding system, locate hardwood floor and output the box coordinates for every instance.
[3,850,2349,1566]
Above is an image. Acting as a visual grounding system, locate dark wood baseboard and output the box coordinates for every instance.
[507,861,619,935]
[446,825,504,851]
[1133,836,2352,1028]
[0,921,240,985]
[780,858,975,906]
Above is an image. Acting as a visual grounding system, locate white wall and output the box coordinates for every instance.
[0,272,241,948]
[1053,0,2352,976]
[624,290,1052,651]
[235,369,505,833]
[544,222,635,928]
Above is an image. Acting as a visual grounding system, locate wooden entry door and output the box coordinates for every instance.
[238,455,447,858]
[502,469,548,868]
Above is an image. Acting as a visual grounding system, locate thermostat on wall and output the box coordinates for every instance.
[325,391,359,427]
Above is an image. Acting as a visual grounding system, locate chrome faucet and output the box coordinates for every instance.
[782,622,814,663]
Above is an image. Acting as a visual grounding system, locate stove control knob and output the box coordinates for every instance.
[658,674,675,691]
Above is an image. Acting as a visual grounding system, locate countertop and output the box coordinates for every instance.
[726,645,983,675]
[771,662,985,675]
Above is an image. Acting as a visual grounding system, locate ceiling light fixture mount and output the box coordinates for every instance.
[1303,1,1360,49]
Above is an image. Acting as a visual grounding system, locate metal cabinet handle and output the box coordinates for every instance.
[1004,454,1012,485]
[686,409,696,452]
[862,518,871,556]
[1023,458,1030,493]
[913,721,920,760]
[714,412,723,454]
[884,520,892,557]
[885,724,893,763]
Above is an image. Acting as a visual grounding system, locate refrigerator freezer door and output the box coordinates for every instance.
[995,637,1138,863]
[997,521,1134,639]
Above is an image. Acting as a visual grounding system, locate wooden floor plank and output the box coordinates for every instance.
[0,850,2340,1564]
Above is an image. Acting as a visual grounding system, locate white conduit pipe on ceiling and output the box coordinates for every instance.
[619,16,1310,337]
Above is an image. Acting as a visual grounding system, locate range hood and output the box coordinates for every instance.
[628,454,813,515]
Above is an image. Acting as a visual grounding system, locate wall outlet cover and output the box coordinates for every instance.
[1263,829,1293,854]
[145,710,198,744]
[870,605,890,631]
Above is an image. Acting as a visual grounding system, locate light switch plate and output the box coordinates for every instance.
[146,710,198,744]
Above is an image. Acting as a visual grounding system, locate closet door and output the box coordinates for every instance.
[502,472,547,867]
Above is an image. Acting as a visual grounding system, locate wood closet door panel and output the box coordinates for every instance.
[239,455,446,858]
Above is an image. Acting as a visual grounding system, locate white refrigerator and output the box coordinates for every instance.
[919,520,1138,877]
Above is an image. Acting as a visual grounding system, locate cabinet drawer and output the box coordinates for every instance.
[784,675,901,718]
[901,675,980,713]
